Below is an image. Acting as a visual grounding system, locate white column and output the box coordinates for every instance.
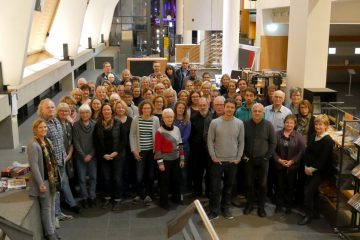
[287,0,331,90]
[0,0,35,86]
[222,0,240,75]
[176,0,184,35]
[46,0,88,57]
[183,31,192,44]
[80,0,107,48]
[197,30,206,65]
[100,0,119,44]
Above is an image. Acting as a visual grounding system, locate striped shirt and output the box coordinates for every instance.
[138,117,154,151]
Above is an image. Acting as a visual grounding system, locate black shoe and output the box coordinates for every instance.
[298,216,311,225]
[222,209,234,220]
[257,208,267,218]
[207,212,219,221]
[112,201,121,212]
[285,207,292,215]
[70,205,81,214]
[243,205,254,215]
[81,199,89,209]
[102,199,111,209]
[88,198,96,208]
[275,205,282,213]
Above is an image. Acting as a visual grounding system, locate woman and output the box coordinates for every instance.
[152,95,166,124]
[59,96,78,125]
[188,90,201,119]
[121,69,131,83]
[155,108,185,209]
[162,78,172,90]
[296,100,315,146]
[142,88,154,102]
[71,88,83,109]
[80,84,91,105]
[200,81,211,103]
[73,104,97,209]
[219,74,231,95]
[298,114,335,225]
[173,101,191,202]
[114,100,133,198]
[28,119,59,240]
[124,80,132,91]
[132,86,143,106]
[165,65,176,87]
[95,86,108,103]
[185,80,194,92]
[234,94,242,109]
[288,87,302,114]
[106,85,116,98]
[178,90,190,105]
[90,97,102,120]
[56,103,75,193]
[140,76,150,90]
[154,83,165,96]
[273,115,305,214]
[223,81,237,99]
[108,73,121,86]
[129,100,160,206]
[237,79,248,99]
[117,85,125,99]
[94,103,125,211]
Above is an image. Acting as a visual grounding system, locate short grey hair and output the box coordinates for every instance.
[162,108,174,117]
[78,104,92,114]
[252,103,264,112]
[289,87,302,97]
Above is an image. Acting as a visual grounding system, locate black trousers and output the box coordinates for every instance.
[101,153,125,200]
[275,168,297,207]
[209,161,238,214]
[159,159,181,207]
[304,174,322,217]
[189,144,208,195]
[135,150,155,198]
[244,158,269,209]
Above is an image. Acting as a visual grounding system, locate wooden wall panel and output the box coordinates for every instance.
[175,44,200,63]
[260,36,288,70]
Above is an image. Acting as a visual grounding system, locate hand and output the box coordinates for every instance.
[231,160,241,164]
[103,154,113,161]
[65,154,71,162]
[39,184,47,193]
[84,155,92,162]
[285,160,294,168]
[212,158,222,165]
[180,161,185,168]
[159,164,165,171]
[133,151,142,161]
[305,167,313,176]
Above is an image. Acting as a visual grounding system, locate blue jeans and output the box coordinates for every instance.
[55,165,77,216]
[38,181,56,236]
[135,150,154,197]
[101,153,125,200]
[180,145,190,194]
[76,156,97,200]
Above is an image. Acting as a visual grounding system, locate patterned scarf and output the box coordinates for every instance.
[297,114,312,137]
[102,117,114,130]
[35,137,59,194]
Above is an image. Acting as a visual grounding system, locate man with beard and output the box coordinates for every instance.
[189,97,210,197]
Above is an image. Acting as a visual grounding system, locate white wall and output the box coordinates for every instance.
[0,0,35,86]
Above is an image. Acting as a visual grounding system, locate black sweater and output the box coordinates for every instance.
[305,134,334,178]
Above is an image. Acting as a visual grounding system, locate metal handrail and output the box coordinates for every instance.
[0,216,33,240]
[167,200,219,240]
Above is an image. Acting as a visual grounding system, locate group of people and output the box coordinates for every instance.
[28,58,335,239]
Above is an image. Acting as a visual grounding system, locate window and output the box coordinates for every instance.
[355,48,360,54]
[329,48,336,55]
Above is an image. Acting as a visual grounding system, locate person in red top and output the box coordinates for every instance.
[155,108,185,210]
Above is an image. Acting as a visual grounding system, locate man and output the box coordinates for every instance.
[189,97,210,197]
[243,103,276,217]
[38,99,80,222]
[264,90,292,131]
[207,98,244,220]
[149,61,164,80]
[204,96,225,143]
[95,62,120,87]
[185,65,201,81]
[235,87,257,122]
[202,72,211,82]
[174,57,190,93]
[123,90,139,118]
[77,78,87,88]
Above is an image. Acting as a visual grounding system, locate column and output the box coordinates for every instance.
[183,31,193,44]
[0,0,35,86]
[176,0,184,36]
[286,0,331,90]
[198,31,206,65]
[222,0,240,75]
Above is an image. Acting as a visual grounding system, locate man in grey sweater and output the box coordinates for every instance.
[207,98,244,220]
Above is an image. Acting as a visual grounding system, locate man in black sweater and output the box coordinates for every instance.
[243,103,277,217]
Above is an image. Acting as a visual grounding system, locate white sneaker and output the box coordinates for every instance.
[144,195,152,206]
[54,217,60,229]
[58,212,74,221]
